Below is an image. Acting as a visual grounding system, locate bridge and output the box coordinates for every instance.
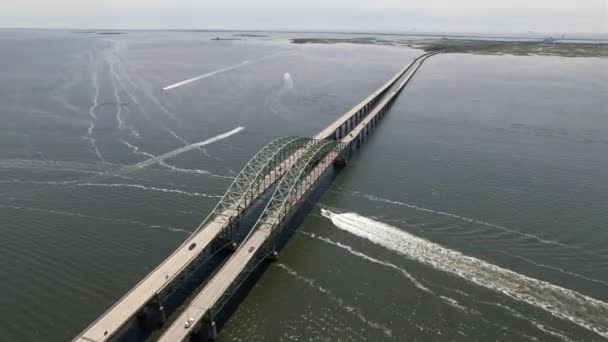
[74,51,438,342]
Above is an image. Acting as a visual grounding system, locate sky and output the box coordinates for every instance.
[1,0,607,34]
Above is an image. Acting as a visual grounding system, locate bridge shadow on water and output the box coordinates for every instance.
[188,168,340,342]
[116,188,284,342]
[117,169,338,341]
[117,137,379,341]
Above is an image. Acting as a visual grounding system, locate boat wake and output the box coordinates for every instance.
[321,209,608,339]
[276,263,393,338]
[75,182,221,198]
[162,61,250,91]
[0,204,189,234]
[130,126,244,170]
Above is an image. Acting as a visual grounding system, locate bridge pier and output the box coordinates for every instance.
[225,241,238,252]
[75,53,438,342]
[158,305,167,325]
[333,156,348,169]
[154,294,167,325]
[267,250,279,262]
[209,321,218,341]
[199,320,219,341]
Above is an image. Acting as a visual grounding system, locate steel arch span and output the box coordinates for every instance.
[192,136,314,238]
[205,139,343,318]
[257,139,341,237]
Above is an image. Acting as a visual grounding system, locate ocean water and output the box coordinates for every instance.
[0,29,607,341]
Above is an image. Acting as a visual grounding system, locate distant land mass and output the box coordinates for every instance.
[291,37,608,58]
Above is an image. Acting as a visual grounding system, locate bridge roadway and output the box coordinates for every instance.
[159,143,340,342]
[157,53,437,342]
[73,149,310,342]
[75,51,436,342]
[313,52,432,140]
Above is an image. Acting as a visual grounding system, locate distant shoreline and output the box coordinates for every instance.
[291,37,608,58]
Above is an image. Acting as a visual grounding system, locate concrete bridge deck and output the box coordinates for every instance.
[156,53,437,342]
[314,52,431,140]
[74,51,437,342]
[158,145,341,342]
[74,151,307,342]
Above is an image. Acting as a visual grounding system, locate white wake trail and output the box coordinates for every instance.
[0,179,74,185]
[353,191,576,249]
[298,231,431,293]
[105,45,145,139]
[298,230,484,314]
[131,126,244,169]
[54,62,84,116]
[162,61,250,91]
[158,161,210,175]
[0,204,189,234]
[108,59,126,130]
[111,52,150,121]
[321,209,608,339]
[282,72,294,90]
[498,250,608,287]
[276,263,393,338]
[121,140,155,159]
[76,182,221,198]
[84,54,104,163]
[162,52,289,91]
[87,57,99,122]
[121,140,223,177]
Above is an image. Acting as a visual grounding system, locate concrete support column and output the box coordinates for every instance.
[159,305,167,324]
[268,250,279,261]
[154,294,167,324]
[208,321,219,340]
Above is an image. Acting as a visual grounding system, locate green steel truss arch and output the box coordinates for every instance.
[258,139,341,237]
[192,136,314,237]
[207,139,343,319]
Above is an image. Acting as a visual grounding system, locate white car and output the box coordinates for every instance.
[184,317,195,329]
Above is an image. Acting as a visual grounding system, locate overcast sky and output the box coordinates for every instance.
[1,0,607,34]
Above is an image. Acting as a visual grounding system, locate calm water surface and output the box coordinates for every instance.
[1,30,607,341]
